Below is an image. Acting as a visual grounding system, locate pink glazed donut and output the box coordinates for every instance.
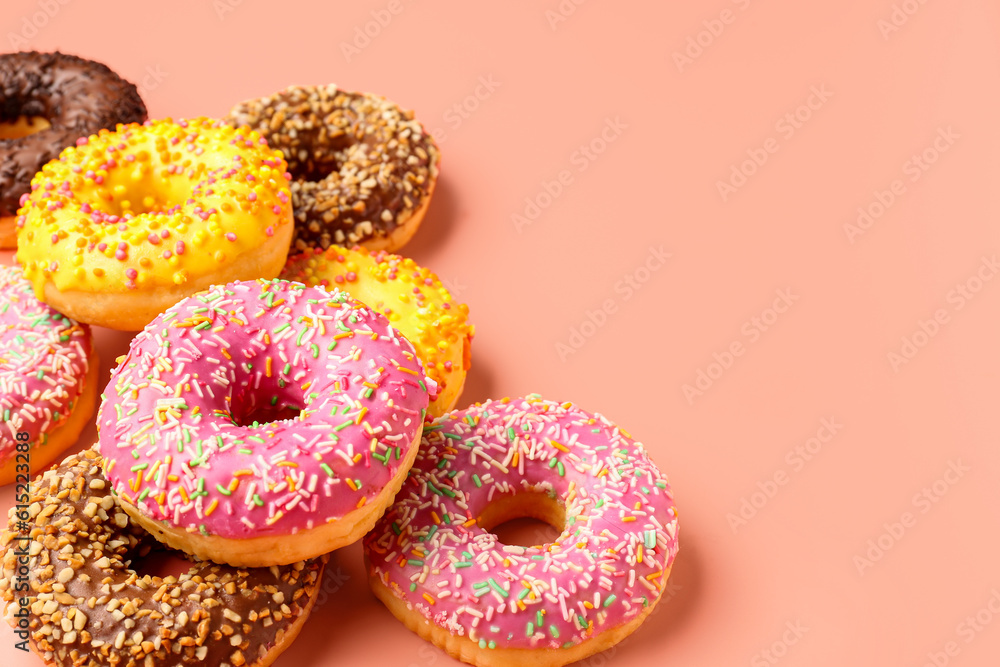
[0,265,98,485]
[363,395,680,667]
[97,278,434,567]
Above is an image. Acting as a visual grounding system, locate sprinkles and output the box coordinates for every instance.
[97,278,434,558]
[0,265,94,474]
[364,395,679,655]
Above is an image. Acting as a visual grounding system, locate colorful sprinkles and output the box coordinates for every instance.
[97,278,433,539]
[15,117,292,295]
[283,245,473,416]
[0,265,92,462]
[364,395,680,652]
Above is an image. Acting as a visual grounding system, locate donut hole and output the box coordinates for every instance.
[231,401,303,427]
[128,543,194,581]
[0,115,51,139]
[478,491,566,548]
[288,154,342,184]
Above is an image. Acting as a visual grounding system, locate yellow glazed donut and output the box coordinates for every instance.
[15,118,294,331]
[282,245,474,417]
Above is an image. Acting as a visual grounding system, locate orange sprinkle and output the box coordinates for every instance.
[422,593,436,605]
[646,570,663,580]
[551,440,570,453]
[277,461,298,467]
[355,407,367,424]
[156,492,166,506]
[179,486,189,504]
[221,348,231,360]
[266,357,272,377]
[206,499,218,516]
[346,479,358,491]
[464,518,477,527]
[233,469,253,477]
[396,366,418,375]
[356,495,367,508]
[622,516,636,522]
[334,332,353,339]
[431,511,442,525]
[167,474,179,482]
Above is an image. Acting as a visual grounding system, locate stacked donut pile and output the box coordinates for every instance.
[0,52,679,667]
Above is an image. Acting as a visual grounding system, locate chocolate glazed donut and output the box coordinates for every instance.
[0,52,147,246]
[0,448,327,667]
[226,85,439,253]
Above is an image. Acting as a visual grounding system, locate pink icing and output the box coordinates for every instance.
[0,265,91,462]
[97,278,433,538]
[364,395,680,652]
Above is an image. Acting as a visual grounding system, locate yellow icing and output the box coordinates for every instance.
[16,117,292,294]
[284,246,473,411]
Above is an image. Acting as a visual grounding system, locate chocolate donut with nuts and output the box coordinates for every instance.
[0,448,326,667]
[226,85,439,253]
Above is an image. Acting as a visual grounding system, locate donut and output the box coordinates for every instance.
[226,85,440,253]
[0,51,147,248]
[0,265,98,486]
[97,278,435,567]
[15,117,294,331]
[0,447,327,667]
[282,245,473,417]
[363,395,680,667]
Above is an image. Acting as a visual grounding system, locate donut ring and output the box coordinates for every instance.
[364,395,680,667]
[282,245,474,417]
[0,51,147,247]
[226,85,440,253]
[97,278,435,567]
[0,447,327,667]
[15,117,294,331]
[0,265,98,485]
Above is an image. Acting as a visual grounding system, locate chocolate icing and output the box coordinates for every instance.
[0,448,326,667]
[0,51,147,217]
[227,85,439,251]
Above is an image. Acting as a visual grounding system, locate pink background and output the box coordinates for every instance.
[3,1,1000,665]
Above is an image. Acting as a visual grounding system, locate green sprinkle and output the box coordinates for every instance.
[391,522,401,535]
[526,622,534,636]
[557,461,565,477]
[216,484,232,496]
[273,323,290,334]
[549,625,559,638]
[321,463,335,477]
[453,561,472,568]
[335,420,352,431]
[507,427,516,441]
[407,559,424,567]
[603,594,617,607]
[472,474,482,488]
[238,448,253,455]
[130,463,148,472]
[252,494,263,506]
[138,488,150,501]
[518,587,531,600]
[488,578,508,598]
